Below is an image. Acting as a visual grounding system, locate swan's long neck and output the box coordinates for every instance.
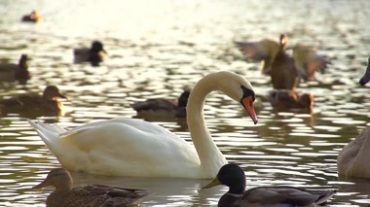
[187,75,227,177]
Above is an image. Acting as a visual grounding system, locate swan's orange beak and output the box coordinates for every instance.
[241,96,258,124]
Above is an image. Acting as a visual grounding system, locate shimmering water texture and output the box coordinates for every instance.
[0,0,370,206]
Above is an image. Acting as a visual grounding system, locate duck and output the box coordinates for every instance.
[33,168,148,207]
[131,90,190,118]
[359,56,370,86]
[21,10,43,23]
[202,163,336,207]
[235,38,280,75]
[337,126,370,179]
[293,43,330,81]
[73,41,107,66]
[236,34,330,89]
[269,34,298,90]
[0,54,31,83]
[28,71,258,178]
[267,89,314,111]
[0,85,67,116]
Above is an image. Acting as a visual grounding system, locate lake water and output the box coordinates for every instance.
[0,0,370,206]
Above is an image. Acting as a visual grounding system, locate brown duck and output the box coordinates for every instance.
[0,54,31,83]
[0,85,67,116]
[267,89,314,111]
[131,90,190,118]
[236,34,330,89]
[32,168,148,207]
[21,10,43,23]
[74,41,107,66]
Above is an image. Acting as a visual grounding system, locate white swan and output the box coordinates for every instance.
[29,71,258,178]
[337,126,370,179]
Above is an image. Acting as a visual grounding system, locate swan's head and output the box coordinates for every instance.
[212,71,258,124]
[32,168,73,191]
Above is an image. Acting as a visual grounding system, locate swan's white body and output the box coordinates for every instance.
[337,126,370,179]
[29,71,257,178]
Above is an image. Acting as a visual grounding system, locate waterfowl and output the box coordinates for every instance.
[235,38,280,75]
[267,89,314,111]
[293,43,330,81]
[33,168,148,207]
[131,90,190,118]
[203,164,336,207]
[359,56,370,86]
[28,71,258,178]
[269,34,298,90]
[0,85,67,116]
[21,10,42,23]
[0,54,31,83]
[73,41,107,66]
[337,126,370,179]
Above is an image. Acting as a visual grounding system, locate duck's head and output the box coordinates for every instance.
[300,93,314,108]
[33,168,73,191]
[202,163,246,191]
[43,85,67,101]
[177,90,191,108]
[359,56,370,86]
[18,54,29,69]
[279,34,288,50]
[91,41,106,53]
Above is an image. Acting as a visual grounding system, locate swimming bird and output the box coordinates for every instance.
[0,54,31,83]
[28,71,258,178]
[267,89,314,111]
[337,126,370,179]
[293,43,330,81]
[33,168,148,207]
[236,34,330,89]
[0,85,67,116]
[131,90,190,118]
[359,56,370,86]
[21,10,42,23]
[269,34,298,89]
[73,41,107,66]
[203,163,336,207]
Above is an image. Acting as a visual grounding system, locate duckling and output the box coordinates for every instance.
[267,89,314,111]
[359,56,370,86]
[21,10,43,23]
[293,44,331,81]
[269,34,299,90]
[0,85,67,116]
[73,41,107,66]
[131,90,190,118]
[0,54,31,83]
[203,164,336,207]
[33,168,148,207]
[235,38,280,75]
[337,126,370,179]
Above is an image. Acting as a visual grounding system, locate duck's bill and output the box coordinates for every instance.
[202,177,221,189]
[58,92,68,100]
[359,65,370,86]
[241,96,258,124]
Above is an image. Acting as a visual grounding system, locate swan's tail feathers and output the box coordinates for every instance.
[28,120,66,149]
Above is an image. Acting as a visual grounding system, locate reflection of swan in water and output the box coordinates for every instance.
[29,71,258,178]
